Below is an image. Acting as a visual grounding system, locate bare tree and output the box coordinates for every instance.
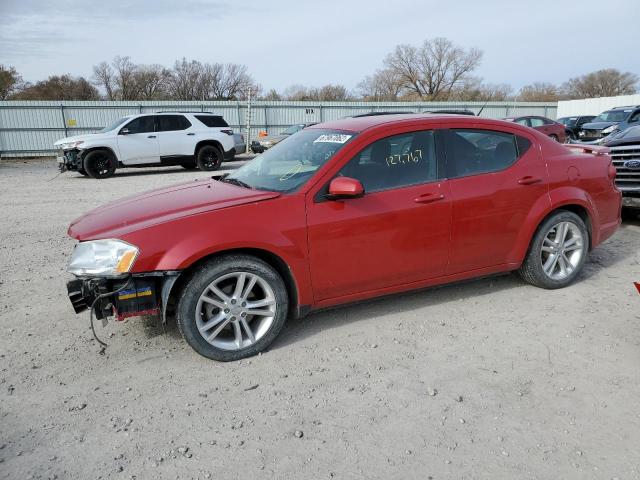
[261,88,282,100]
[166,58,205,100]
[357,70,404,101]
[518,82,561,102]
[0,64,23,100]
[281,84,312,101]
[382,38,483,100]
[451,79,513,101]
[562,69,638,99]
[12,74,99,100]
[92,61,116,100]
[281,83,351,101]
[112,56,138,100]
[133,64,170,100]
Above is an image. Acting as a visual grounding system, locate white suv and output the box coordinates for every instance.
[54,112,237,178]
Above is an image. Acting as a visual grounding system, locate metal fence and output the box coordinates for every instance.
[0,100,558,157]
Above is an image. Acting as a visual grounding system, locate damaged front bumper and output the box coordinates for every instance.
[57,148,83,172]
[66,272,180,322]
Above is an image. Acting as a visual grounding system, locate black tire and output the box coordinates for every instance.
[77,168,89,176]
[518,210,589,289]
[196,145,223,171]
[83,150,116,179]
[176,255,289,361]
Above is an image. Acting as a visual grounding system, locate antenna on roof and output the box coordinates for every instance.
[477,94,492,117]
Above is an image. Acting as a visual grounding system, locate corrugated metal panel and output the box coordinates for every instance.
[0,100,557,157]
[557,94,640,117]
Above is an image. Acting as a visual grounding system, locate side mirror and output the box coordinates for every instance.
[120,128,130,135]
[326,177,364,200]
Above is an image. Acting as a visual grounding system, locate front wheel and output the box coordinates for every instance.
[196,145,223,171]
[83,150,116,179]
[518,210,589,289]
[176,255,289,361]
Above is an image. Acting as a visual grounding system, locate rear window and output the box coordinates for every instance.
[196,115,229,128]
[444,129,531,179]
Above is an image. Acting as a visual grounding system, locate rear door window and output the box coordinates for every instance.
[156,115,192,132]
[529,117,545,127]
[443,129,530,179]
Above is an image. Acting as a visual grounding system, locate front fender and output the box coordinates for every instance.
[120,196,314,306]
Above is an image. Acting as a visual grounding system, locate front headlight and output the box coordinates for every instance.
[62,140,84,150]
[602,125,618,135]
[67,239,139,277]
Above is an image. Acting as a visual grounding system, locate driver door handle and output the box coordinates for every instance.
[414,193,445,204]
[187,132,195,136]
[518,176,542,185]
[147,135,156,139]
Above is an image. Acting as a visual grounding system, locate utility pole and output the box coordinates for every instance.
[245,86,251,154]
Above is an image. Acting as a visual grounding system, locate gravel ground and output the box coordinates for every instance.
[1,158,639,480]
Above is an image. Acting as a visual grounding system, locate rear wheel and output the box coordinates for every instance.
[176,255,289,361]
[196,145,223,171]
[83,150,116,179]
[518,210,588,289]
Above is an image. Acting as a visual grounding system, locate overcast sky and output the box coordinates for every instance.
[1,0,638,93]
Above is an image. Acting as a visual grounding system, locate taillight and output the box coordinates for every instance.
[221,129,234,136]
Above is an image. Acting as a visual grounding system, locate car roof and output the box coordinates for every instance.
[607,105,640,111]
[309,113,495,133]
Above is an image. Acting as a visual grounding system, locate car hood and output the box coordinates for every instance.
[604,125,640,146]
[257,134,287,144]
[54,132,112,147]
[68,178,281,240]
[581,121,618,130]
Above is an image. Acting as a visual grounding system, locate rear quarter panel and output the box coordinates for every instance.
[544,142,621,247]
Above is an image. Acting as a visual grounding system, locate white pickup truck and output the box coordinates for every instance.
[54,112,237,178]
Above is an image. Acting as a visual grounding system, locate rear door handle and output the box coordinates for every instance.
[414,193,445,204]
[187,132,195,136]
[518,176,542,185]
[147,135,156,139]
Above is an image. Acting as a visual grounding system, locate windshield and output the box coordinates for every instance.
[281,124,302,135]
[225,129,355,193]
[592,110,631,123]
[558,117,577,126]
[99,117,129,133]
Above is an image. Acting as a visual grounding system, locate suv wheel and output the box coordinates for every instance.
[518,210,588,289]
[83,150,117,179]
[176,255,289,361]
[196,145,223,171]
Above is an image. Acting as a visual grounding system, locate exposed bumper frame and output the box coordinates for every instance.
[66,271,181,322]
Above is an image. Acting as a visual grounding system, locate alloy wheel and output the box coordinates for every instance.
[540,221,585,281]
[195,272,277,351]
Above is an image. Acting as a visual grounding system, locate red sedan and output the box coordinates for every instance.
[65,114,621,361]
[504,115,567,143]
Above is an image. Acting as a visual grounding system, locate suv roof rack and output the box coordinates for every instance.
[155,111,221,114]
[351,111,415,117]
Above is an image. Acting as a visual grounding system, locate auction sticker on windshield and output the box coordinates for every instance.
[313,134,352,144]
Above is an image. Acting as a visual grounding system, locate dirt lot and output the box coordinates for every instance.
[0,158,639,480]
